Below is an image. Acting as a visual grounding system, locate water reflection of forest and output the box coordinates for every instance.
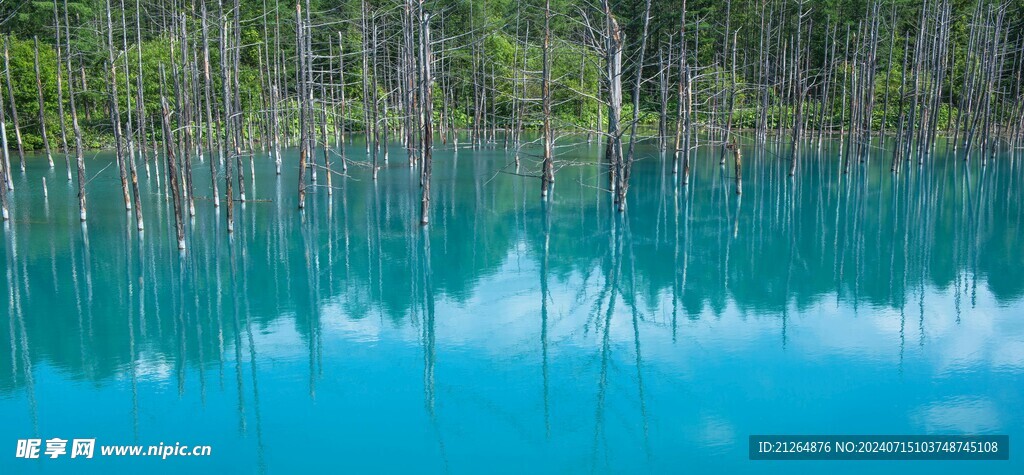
[2,141,1022,389]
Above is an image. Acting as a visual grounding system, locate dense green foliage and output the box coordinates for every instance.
[0,0,1022,151]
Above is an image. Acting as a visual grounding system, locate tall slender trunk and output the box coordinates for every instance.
[32,37,53,168]
[3,37,26,172]
[232,0,247,201]
[52,0,70,181]
[419,2,433,225]
[296,1,308,207]
[104,0,133,213]
[672,0,688,180]
[160,92,186,251]
[602,0,624,203]
[201,0,220,205]
[219,0,235,231]
[622,0,652,208]
[338,31,347,171]
[0,51,10,199]
[134,0,147,171]
[540,0,554,198]
[119,0,143,230]
[789,0,805,177]
[63,0,86,218]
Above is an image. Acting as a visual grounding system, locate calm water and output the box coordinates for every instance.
[1,135,1023,474]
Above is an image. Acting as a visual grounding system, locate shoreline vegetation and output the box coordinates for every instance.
[0,0,1022,242]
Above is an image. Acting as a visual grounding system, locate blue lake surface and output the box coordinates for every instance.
[1,136,1022,473]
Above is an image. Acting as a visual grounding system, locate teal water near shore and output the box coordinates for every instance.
[1,136,1023,473]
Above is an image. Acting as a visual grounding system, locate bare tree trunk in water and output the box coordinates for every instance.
[0,69,8,218]
[540,0,554,199]
[419,2,433,225]
[370,22,381,178]
[4,37,26,172]
[160,93,186,251]
[603,0,624,209]
[134,0,147,172]
[32,37,53,168]
[320,81,332,195]
[119,0,144,230]
[623,0,652,210]
[728,141,742,195]
[232,0,247,201]
[789,0,806,177]
[104,0,133,213]
[296,1,308,208]
[0,152,7,220]
[0,41,11,192]
[658,46,668,151]
[219,0,235,231]
[201,0,220,206]
[672,0,688,179]
[64,0,86,219]
[338,31,348,171]
[50,2,69,180]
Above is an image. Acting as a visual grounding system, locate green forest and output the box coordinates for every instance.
[0,0,1022,223]
[1,0,1022,147]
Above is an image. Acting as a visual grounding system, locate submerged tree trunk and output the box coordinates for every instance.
[232,0,247,201]
[63,0,86,219]
[3,37,26,172]
[0,150,7,220]
[672,0,689,181]
[0,69,9,213]
[296,1,308,208]
[32,37,53,168]
[603,0,624,208]
[789,0,806,177]
[0,45,11,192]
[160,94,186,251]
[419,3,433,225]
[134,0,147,172]
[200,0,219,206]
[540,0,554,199]
[729,141,742,195]
[103,0,134,214]
[51,0,71,180]
[622,0,652,210]
[338,31,348,172]
[220,0,235,231]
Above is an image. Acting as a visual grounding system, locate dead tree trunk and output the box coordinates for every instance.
[658,46,668,151]
[0,62,10,202]
[53,0,71,181]
[540,0,554,198]
[789,0,806,177]
[119,0,143,230]
[603,0,624,208]
[200,0,220,206]
[219,0,235,231]
[672,0,688,180]
[419,2,433,225]
[232,0,247,201]
[3,37,26,172]
[134,0,147,171]
[728,141,741,195]
[64,0,86,218]
[104,0,134,213]
[622,0,652,209]
[160,93,186,251]
[296,1,308,208]
[0,147,7,220]
[32,37,53,168]
[338,31,348,171]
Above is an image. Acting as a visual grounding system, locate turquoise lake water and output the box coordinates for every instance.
[1,135,1023,473]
